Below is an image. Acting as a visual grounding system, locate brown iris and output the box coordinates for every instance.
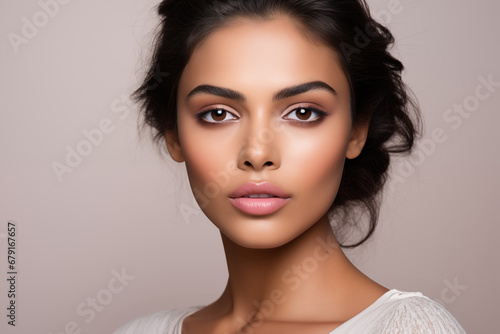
[296,108,312,121]
[212,109,227,122]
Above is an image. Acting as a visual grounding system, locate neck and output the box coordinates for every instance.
[212,216,384,323]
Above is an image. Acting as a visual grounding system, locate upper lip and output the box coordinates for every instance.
[229,182,291,198]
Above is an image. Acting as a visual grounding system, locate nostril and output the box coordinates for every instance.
[243,161,273,168]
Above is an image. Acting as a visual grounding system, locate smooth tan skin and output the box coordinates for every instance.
[166,15,388,334]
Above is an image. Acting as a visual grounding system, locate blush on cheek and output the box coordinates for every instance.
[185,157,214,186]
[300,135,347,171]
[304,146,346,196]
[183,147,232,204]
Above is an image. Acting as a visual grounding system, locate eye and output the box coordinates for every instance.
[284,107,327,123]
[197,108,239,123]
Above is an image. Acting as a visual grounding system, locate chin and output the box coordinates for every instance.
[220,222,309,250]
[229,236,294,250]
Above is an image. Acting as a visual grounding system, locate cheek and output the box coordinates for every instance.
[303,148,345,187]
[287,124,348,177]
[304,150,345,201]
[177,121,236,197]
[181,143,224,212]
[181,139,216,188]
[284,129,349,209]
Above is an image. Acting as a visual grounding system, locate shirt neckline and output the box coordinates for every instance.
[328,288,404,333]
[179,289,405,334]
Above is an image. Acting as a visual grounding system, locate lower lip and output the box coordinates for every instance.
[229,197,290,216]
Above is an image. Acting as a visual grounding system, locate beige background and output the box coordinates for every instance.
[1,0,498,333]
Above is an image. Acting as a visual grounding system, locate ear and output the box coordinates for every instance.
[164,130,184,162]
[346,118,370,160]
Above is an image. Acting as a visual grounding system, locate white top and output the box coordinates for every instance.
[114,289,466,333]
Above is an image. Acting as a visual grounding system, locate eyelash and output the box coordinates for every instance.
[284,106,328,124]
[195,106,328,125]
[195,108,238,124]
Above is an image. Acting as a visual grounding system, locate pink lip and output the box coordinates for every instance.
[229,182,291,216]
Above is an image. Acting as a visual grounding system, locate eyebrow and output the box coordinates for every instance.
[187,85,245,101]
[186,81,337,102]
[273,81,337,101]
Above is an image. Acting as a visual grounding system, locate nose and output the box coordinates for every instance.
[237,119,280,171]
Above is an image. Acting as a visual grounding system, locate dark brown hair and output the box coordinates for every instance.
[134,0,421,248]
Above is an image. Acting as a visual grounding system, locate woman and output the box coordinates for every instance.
[115,0,466,333]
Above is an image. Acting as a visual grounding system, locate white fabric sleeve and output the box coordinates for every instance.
[376,296,466,333]
[113,310,176,334]
[113,307,201,334]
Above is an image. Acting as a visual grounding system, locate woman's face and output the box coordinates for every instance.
[168,15,367,249]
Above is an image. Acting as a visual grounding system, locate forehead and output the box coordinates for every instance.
[179,15,349,100]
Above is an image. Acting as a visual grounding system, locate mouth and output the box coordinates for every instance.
[229,181,291,199]
[229,182,291,215]
[240,194,279,198]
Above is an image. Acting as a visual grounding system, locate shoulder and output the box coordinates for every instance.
[373,290,466,334]
[113,306,203,334]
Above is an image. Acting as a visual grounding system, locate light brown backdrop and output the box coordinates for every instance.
[1,0,498,333]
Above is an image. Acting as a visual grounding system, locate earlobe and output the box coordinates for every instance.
[165,130,185,162]
[346,119,370,160]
